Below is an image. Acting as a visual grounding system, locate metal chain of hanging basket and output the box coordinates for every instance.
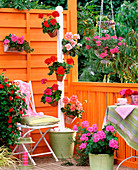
[98,0,116,36]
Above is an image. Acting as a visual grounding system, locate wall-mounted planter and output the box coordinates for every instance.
[4,45,24,53]
[48,30,57,38]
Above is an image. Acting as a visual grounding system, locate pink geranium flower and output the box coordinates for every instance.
[74,34,80,40]
[44,88,52,95]
[17,36,24,44]
[65,32,73,40]
[70,104,76,111]
[65,43,72,51]
[111,35,117,39]
[62,96,70,104]
[45,97,52,103]
[11,34,18,42]
[106,125,115,133]
[79,143,87,149]
[97,43,101,46]
[110,49,115,54]
[81,121,89,127]
[41,78,47,84]
[118,42,122,46]
[73,125,78,131]
[70,39,77,47]
[70,95,78,103]
[100,53,108,58]
[86,45,91,49]
[118,37,123,41]
[3,39,10,46]
[119,89,126,97]
[85,37,90,41]
[114,47,119,53]
[109,139,119,149]
[77,43,82,47]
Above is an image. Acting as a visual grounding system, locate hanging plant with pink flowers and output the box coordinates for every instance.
[3,34,34,53]
[62,32,82,57]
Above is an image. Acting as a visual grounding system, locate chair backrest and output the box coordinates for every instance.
[14,80,38,116]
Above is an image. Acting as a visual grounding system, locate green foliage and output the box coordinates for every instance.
[3,34,34,53]
[115,1,138,37]
[0,73,27,147]
[0,0,50,10]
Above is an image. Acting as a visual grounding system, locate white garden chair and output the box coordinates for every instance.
[12,80,59,165]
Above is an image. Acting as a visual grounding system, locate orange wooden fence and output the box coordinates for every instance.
[70,82,138,169]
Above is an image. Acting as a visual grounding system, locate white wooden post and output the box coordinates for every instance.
[56,6,65,131]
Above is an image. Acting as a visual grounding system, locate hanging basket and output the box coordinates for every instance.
[56,74,64,82]
[49,101,58,107]
[65,115,77,124]
[48,30,57,38]
[4,45,24,53]
[97,21,115,30]
[94,50,114,64]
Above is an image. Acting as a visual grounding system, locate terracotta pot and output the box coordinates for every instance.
[56,74,64,82]
[50,101,58,107]
[48,30,57,38]
[65,115,77,124]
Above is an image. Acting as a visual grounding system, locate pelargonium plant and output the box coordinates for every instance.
[3,34,34,53]
[40,78,62,105]
[73,121,118,158]
[85,34,126,61]
[39,11,60,34]
[0,73,27,147]
[62,32,82,57]
[119,89,138,98]
[44,56,74,77]
[61,95,86,119]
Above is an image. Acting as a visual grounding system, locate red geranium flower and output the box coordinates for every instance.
[50,19,57,26]
[45,58,52,64]
[44,21,49,28]
[56,66,65,75]
[52,11,60,18]
[132,91,138,95]
[125,89,133,97]
[15,96,20,100]
[4,78,7,82]
[8,125,12,128]
[11,90,14,94]
[38,13,44,18]
[47,13,51,16]
[9,108,13,112]
[9,96,13,101]
[0,84,3,89]
[67,58,74,65]
[50,56,57,62]
[22,98,26,102]
[8,115,12,124]
[19,110,23,115]
[52,84,58,91]
[6,84,10,87]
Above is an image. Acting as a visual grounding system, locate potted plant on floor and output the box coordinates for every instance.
[40,78,62,107]
[3,34,34,53]
[44,56,74,82]
[39,11,60,38]
[73,121,119,170]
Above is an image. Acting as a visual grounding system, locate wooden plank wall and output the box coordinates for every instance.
[0,0,77,154]
[71,82,138,169]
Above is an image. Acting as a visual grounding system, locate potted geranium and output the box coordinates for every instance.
[73,121,118,170]
[119,89,138,105]
[61,95,86,124]
[3,34,34,53]
[39,11,60,38]
[40,78,62,107]
[0,73,27,147]
[44,56,74,82]
[62,32,82,57]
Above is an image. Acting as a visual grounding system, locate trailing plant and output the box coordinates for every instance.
[3,34,34,53]
[0,73,27,147]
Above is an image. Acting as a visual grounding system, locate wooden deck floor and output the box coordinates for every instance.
[33,157,137,170]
